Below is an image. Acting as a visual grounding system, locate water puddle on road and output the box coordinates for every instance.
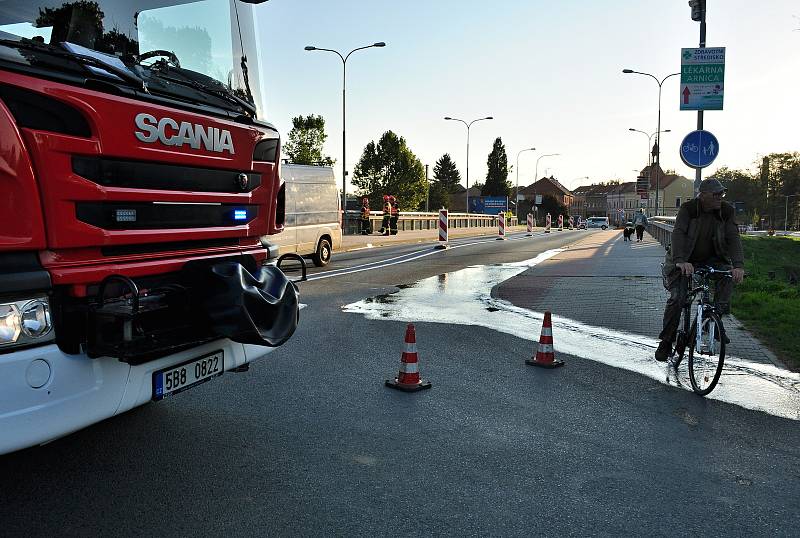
[343,249,800,421]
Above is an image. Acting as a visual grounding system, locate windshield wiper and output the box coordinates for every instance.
[0,38,148,93]
[144,63,256,118]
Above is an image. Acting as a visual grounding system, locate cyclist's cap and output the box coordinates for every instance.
[698,178,727,194]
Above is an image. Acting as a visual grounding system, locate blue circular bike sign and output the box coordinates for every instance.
[680,130,719,169]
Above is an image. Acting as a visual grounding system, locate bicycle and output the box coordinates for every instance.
[669,266,733,396]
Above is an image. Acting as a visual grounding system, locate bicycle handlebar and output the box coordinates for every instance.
[693,266,733,277]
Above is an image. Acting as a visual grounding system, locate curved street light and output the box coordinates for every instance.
[444,116,493,213]
[622,68,680,215]
[515,147,536,219]
[629,128,671,167]
[305,42,386,213]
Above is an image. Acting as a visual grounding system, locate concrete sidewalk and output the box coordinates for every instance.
[497,229,784,369]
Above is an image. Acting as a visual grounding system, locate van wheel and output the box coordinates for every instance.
[601,225,608,230]
[313,238,332,267]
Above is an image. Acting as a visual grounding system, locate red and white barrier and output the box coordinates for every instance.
[545,213,552,233]
[435,209,449,249]
[557,214,564,231]
[496,214,506,240]
[526,213,534,236]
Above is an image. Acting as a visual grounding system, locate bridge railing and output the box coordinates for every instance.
[648,216,675,249]
[342,211,518,235]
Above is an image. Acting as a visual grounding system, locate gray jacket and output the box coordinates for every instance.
[632,212,648,227]
[663,198,744,274]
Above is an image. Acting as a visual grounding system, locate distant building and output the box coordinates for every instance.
[520,176,574,208]
[637,165,694,216]
[570,184,596,218]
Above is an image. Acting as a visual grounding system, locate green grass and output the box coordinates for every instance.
[731,236,800,369]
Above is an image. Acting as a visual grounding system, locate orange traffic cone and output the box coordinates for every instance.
[385,323,432,392]
[526,311,564,368]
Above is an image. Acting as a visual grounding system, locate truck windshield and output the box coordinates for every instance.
[0,0,265,119]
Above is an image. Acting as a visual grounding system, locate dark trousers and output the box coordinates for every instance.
[635,225,645,241]
[380,215,390,234]
[658,262,734,343]
[389,216,398,235]
[360,218,371,234]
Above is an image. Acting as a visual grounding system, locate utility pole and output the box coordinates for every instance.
[425,164,430,212]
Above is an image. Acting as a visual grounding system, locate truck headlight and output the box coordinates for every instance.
[0,298,54,349]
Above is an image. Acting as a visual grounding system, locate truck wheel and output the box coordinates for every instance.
[313,238,332,267]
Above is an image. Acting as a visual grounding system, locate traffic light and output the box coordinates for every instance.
[688,0,705,22]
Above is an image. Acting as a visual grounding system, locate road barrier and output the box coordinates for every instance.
[526,213,534,236]
[343,211,517,235]
[496,214,506,240]
[385,323,431,392]
[436,209,449,249]
[525,311,564,368]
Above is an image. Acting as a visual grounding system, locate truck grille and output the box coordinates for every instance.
[72,156,261,193]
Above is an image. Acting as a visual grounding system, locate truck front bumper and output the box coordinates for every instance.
[0,339,274,456]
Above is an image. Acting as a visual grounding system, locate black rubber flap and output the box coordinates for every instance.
[186,261,299,347]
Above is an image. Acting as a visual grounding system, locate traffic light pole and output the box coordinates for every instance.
[693,1,707,197]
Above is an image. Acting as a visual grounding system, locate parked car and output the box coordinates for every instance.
[586,216,610,230]
[266,164,342,266]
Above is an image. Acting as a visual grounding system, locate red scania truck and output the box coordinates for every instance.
[0,0,299,455]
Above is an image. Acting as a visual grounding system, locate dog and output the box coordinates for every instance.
[623,226,634,242]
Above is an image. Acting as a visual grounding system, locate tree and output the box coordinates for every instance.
[352,131,426,210]
[282,115,335,166]
[483,137,511,197]
[537,194,569,224]
[428,153,461,209]
[37,1,104,48]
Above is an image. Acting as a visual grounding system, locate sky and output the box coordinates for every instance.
[256,0,800,192]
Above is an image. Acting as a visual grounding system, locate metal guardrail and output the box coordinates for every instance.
[342,211,518,235]
[648,216,675,249]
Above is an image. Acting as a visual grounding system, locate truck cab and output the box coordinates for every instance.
[0,0,297,455]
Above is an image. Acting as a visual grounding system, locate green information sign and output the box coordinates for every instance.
[680,47,725,111]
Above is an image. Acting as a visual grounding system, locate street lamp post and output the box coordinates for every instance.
[628,128,671,167]
[305,42,386,215]
[444,116,493,213]
[515,147,536,219]
[622,69,680,216]
[784,194,799,231]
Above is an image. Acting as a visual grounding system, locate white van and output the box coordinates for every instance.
[269,164,342,266]
[586,216,610,230]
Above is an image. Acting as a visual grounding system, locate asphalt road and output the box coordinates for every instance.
[1,230,798,537]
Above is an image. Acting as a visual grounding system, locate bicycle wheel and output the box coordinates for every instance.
[688,311,726,395]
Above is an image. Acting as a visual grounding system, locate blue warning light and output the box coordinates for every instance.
[233,209,248,221]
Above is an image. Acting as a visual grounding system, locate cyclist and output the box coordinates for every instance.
[654,178,745,361]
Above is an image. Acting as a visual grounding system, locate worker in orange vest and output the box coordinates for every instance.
[360,197,371,235]
[389,195,399,235]
[379,195,391,235]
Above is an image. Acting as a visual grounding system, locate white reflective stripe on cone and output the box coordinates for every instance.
[404,342,417,353]
[536,344,554,353]
[540,328,552,337]
[400,362,419,373]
